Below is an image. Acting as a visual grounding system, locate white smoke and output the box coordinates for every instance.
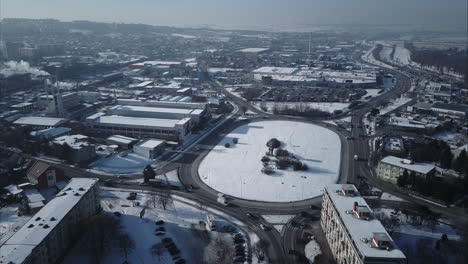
[0,60,50,77]
[45,79,76,90]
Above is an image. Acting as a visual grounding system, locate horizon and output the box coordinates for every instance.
[1,0,467,32]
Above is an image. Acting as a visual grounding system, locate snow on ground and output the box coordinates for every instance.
[373,208,460,259]
[361,45,395,69]
[380,192,405,202]
[365,89,383,98]
[262,215,295,233]
[199,121,341,202]
[393,43,412,65]
[433,131,467,146]
[0,204,32,245]
[63,189,251,264]
[379,97,412,115]
[338,116,352,122]
[262,215,295,224]
[379,45,393,62]
[304,239,322,263]
[253,102,350,113]
[90,152,153,175]
[155,169,183,187]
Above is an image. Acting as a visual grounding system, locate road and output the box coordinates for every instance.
[4,45,466,264]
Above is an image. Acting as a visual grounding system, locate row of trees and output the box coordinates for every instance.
[405,43,467,86]
[410,139,452,169]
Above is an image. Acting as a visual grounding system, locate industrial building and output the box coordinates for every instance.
[133,139,166,159]
[0,178,100,264]
[13,116,68,129]
[86,113,191,143]
[321,184,406,264]
[252,66,378,88]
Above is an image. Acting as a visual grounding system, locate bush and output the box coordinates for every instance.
[276,158,289,170]
[232,138,238,144]
[293,161,308,171]
[261,167,275,175]
[261,156,270,162]
[224,143,230,148]
[274,148,289,157]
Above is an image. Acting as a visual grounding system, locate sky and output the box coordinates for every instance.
[2,0,467,31]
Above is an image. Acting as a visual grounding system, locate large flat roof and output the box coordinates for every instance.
[325,184,406,260]
[239,48,270,53]
[112,105,200,116]
[96,115,184,129]
[380,156,435,174]
[136,139,166,149]
[0,178,98,264]
[13,116,67,127]
[252,66,299,75]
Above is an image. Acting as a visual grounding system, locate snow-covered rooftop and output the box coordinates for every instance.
[252,66,299,75]
[110,105,201,116]
[53,134,91,149]
[31,127,71,139]
[325,184,406,260]
[135,139,166,149]
[13,116,67,127]
[380,156,435,174]
[0,178,98,264]
[106,135,137,145]
[94,115,187,129]
[239,47,270,53]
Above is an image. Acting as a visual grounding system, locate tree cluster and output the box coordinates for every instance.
[80,214,135,264]
[410,139,452,169]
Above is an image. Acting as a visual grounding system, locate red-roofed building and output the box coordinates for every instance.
[26,161,64,189]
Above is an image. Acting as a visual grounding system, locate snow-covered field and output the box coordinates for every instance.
[63,189,255,264]
[253,102,350,113]
[433,131,467,146]
[199,121,341,202]
[89,152,153,175]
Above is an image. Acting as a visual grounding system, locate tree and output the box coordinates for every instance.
[116,233,135,260]
[397,170,409,187]
[143,165,156,183]
[156,190,173,210]
[81,214,121,264]
[151,243,165,261]
[439,148,453,169]
[266,138,281,155]
[453,149,467,173]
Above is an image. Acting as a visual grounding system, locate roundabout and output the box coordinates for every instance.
[198,120,342,202]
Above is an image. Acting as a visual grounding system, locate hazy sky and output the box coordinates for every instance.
[2,0,467,30]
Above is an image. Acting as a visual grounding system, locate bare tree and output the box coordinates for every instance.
[116,233,135,260]
[212,236,233,264]
[151,243,165,261]
[156,190,174,210]
[150,194,157,208]
[252,240,268,262]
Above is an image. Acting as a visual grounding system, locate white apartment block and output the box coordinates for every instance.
[321,184,406,264]
[0,178,100,264]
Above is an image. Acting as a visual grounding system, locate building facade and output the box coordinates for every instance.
[0,178,100,264]
[321,184,406,264]
[376,156,435,184]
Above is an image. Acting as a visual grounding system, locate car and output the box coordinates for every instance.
[155,231,165,236]
[156,226,165,232]
[260,224,270,231]
[155,220,165,225]
[175,259,186,264]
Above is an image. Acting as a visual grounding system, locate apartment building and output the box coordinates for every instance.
[321,184,406,264]
[376,156,436,184]
[0,178,100,264]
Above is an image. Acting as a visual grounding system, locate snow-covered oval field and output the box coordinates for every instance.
[198,121,341,202]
